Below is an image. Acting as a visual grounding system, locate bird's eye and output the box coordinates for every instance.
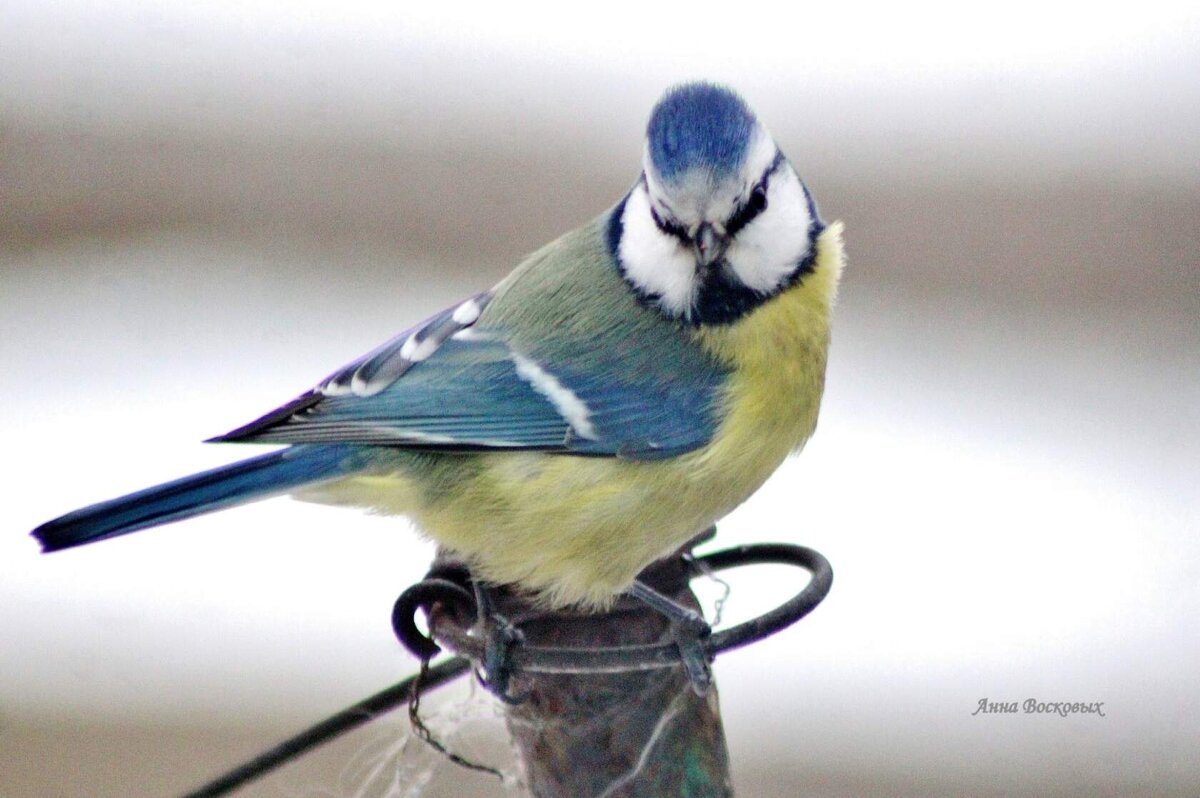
[748,185,768,213]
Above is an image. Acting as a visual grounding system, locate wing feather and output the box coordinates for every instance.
[212,289,727,459]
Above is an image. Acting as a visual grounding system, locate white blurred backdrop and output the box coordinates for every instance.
[2,2,1198,796]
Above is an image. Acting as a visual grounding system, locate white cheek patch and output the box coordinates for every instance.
[618,185,699,318]
[724,166,813,294]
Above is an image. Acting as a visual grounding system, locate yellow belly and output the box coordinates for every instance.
[299,224,844,608]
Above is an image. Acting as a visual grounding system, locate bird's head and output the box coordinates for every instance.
[610,83,822,325]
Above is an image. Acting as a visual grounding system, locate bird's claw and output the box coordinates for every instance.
[628,579,714,695]
[670,609,713,695]
[476,613,529,704]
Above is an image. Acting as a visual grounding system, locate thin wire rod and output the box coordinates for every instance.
[180,656,471,798]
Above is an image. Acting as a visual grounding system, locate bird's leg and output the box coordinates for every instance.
[471,579,527,704]
[628,579,713,695]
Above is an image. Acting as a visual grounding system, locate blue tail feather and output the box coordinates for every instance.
[32,445,362,552]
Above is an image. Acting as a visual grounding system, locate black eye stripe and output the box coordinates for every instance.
[649,203,691,244]
[726,151,786,238]
[725,184,766,237]
[641,152,786,246]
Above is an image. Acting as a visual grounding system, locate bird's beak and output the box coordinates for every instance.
[693,222,729,268]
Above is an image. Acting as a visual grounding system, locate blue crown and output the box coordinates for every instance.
[646,83,757,183]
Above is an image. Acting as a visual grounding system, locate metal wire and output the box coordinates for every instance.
[181,542,831,798]
[179,657,470,798]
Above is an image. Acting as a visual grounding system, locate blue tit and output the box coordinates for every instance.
[33,82,845,610]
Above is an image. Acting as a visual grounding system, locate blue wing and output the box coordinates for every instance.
[212,291,728,460]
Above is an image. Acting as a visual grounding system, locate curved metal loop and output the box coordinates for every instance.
[427,542,833,675]
[392,578,476,660]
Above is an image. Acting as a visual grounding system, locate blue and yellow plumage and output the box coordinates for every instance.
[33,83,845,610]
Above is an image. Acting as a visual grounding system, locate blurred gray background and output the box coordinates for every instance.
[2,2,1198,797]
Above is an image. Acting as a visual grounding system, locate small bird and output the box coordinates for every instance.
[33,83,844,616]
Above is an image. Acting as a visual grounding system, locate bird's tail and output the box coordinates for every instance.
[32,445,363,552]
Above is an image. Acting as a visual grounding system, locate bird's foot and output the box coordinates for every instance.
[476,614,527,704]
[471,580,529,704]
[629,579,713,695]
